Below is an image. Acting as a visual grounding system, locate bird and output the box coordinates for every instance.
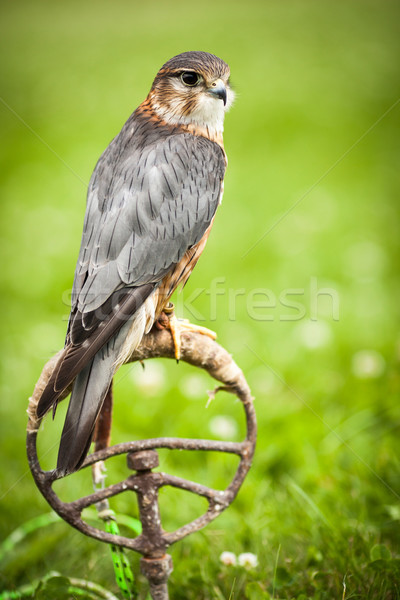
[36,51,234,476]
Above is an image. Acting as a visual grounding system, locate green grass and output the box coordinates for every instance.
[1,0,400,598]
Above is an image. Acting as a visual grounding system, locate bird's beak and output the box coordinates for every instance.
[208,79,227,106]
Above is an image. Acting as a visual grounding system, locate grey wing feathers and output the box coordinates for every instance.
[74,131,226,313]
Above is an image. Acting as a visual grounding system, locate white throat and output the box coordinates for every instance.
[151,86,235,138]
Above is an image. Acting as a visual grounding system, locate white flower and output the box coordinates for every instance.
[352,350,385,379]
[209,416,238,439]
[296,320,333,349]
[130,361,166,394]
[220,551,237,566]
[238,552,258,569]
[179,374,207,400]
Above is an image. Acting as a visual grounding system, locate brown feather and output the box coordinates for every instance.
[36,283,155,418]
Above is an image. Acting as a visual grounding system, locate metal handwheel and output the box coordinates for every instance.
[27,329,257,599]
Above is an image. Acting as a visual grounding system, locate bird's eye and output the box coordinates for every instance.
[180,72,200,87]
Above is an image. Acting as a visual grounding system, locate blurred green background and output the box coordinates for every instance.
[1,0,399,598]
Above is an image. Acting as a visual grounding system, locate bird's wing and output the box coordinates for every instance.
[37,128,226,416]
[73,130,225,314]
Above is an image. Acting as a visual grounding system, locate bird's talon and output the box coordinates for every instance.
[178,320,217,340]
[167,313,217,360]
[168,314,182,360]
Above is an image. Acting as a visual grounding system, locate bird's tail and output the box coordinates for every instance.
[56,346,115,475]
[55,317,136,476]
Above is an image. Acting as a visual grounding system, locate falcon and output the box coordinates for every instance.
[36,51,234,476]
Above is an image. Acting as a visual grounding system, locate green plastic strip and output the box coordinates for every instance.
[102,511,137,599]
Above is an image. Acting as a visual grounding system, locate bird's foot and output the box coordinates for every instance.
[156,303,217,360]
[169,316,217,360]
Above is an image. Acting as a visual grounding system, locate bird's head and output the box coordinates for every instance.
[147,51,234,138]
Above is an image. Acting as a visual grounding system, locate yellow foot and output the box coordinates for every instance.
[168,315,217,361]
